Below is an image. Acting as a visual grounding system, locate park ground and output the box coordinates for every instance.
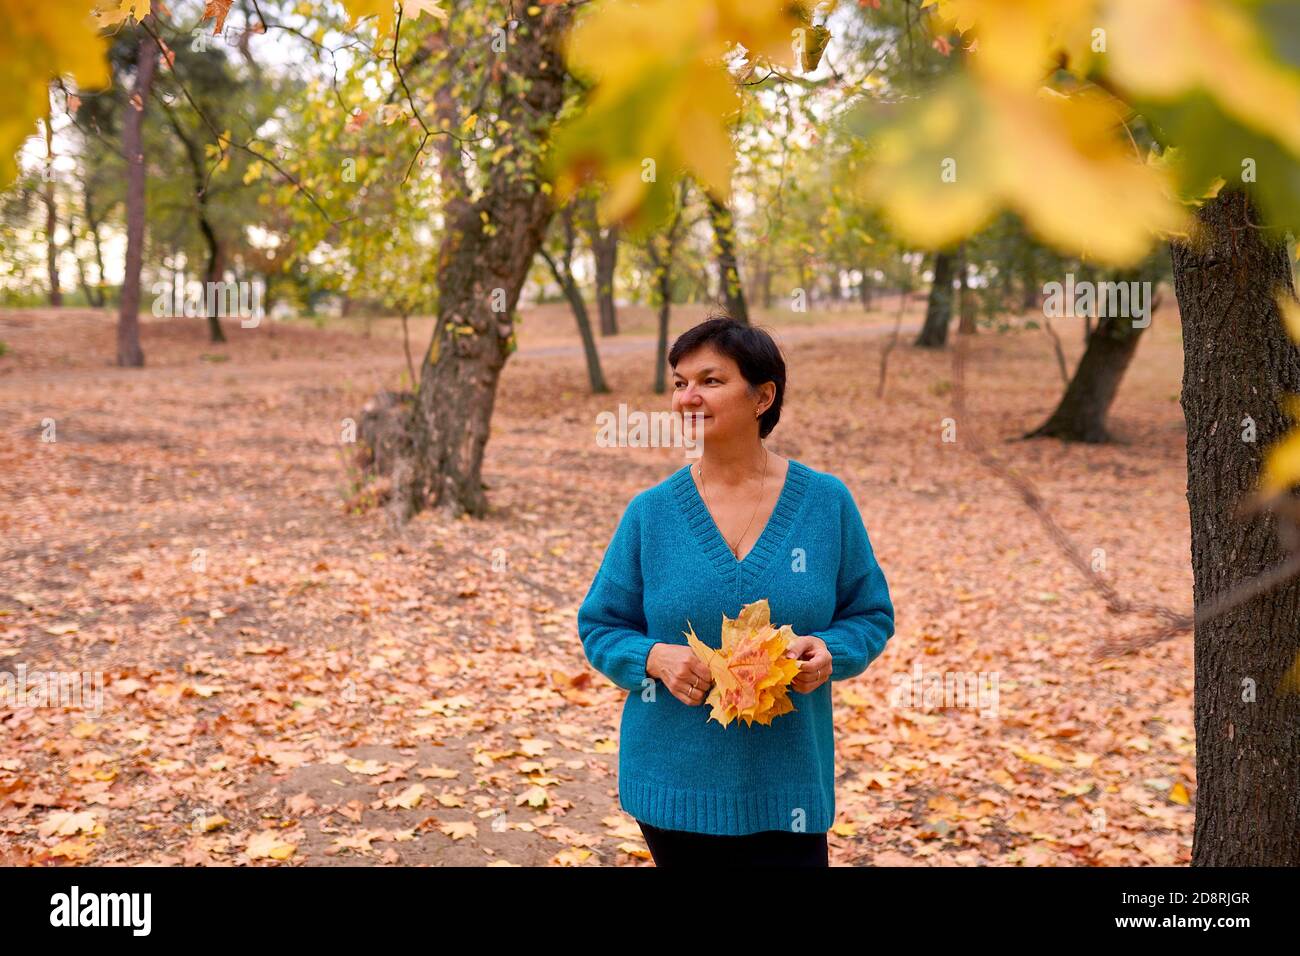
[0,299,1195,865]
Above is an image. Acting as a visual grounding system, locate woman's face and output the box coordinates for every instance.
[671,344,766,443]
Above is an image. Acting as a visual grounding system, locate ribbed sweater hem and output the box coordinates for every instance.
[620,775,832,836]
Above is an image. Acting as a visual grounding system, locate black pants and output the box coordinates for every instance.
[636,819,828,867]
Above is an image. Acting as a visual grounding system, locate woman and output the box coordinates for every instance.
[577,316,895,867]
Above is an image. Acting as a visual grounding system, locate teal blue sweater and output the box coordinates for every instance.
[576,458,895,836]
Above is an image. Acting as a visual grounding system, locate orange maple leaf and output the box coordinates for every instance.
[683,598,802,728]
[204,0,233,34]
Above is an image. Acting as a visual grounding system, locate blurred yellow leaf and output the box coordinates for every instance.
[924,0,1100,86]
[1260,394,1300,496]
[851,74,1190,265]
[385,784,425,809]
[1,1,111,186]
[441,820,477,840]
[47,839,94,861]
[1280,295,1300,345]
[96,0,150,28]
[38,810,99,837]
[342,0,398,41]
[1104,0,1300,156]
[401,0,447,21]
[552,0,807,229]
[245,830,296,859]
[1011,746,1066,770]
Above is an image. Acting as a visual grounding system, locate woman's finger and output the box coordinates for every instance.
[783,636,814,659]
[677,677,709,705]
[792,660,829,689]
[799,659,828,678]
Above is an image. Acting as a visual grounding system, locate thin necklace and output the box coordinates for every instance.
[695,448,769,559]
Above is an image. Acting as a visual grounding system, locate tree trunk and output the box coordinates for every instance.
[1023,310,1145,441]
[88,196,109,307]
[915,249,957,347]
[859,267,873,310]
[42,114,62,307]
[654,268,672,394]
[359,5,570,521]
[75,222,106,308]
[1169,189,1300,866]
[705,191,748,324]
[74,253,94,307]
[584,209,619,336]
[1020,246,1040,313]
[157,42,232,348]
[540,244,608,393]
[202,223,227,344]
[117,28,156,367]
[957,246,977,334]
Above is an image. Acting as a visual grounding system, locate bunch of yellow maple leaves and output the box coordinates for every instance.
[682,598,802,728]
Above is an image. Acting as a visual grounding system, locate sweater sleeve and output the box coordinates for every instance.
[576,495,659,692]
[812,477,895,682]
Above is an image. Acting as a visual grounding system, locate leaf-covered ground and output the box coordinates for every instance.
[0,301,1194,865]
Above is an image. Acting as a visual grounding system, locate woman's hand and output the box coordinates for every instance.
[785,636,832,693]
[646,643,714,706]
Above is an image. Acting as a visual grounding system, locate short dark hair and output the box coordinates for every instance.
[668,314,786,439]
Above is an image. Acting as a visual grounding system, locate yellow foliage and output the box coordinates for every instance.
[96,0,151,28]
[1260,415,1300,500]
[853,74,1190,265]
[401,0,447,22]
[682,598,801,728]
[923,0,1101,84]
[552,0,807,229]
[1103,0,1300,157]
[0,0,111,187]
[342,0,399,42]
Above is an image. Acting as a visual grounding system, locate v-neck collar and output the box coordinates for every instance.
[671,457,811,587]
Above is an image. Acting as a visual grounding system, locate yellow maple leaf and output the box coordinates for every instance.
[683,598,801,728]
[245,830,296,860]
[1011,746,1066,770]
[401,0,447,21]
[202,0,232,33]
[342,0,398,42]
[385,784,426,809]
[441,820,477,840]
[47,839,94,861]
[37,810,99,837]
[96,0,151,28]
